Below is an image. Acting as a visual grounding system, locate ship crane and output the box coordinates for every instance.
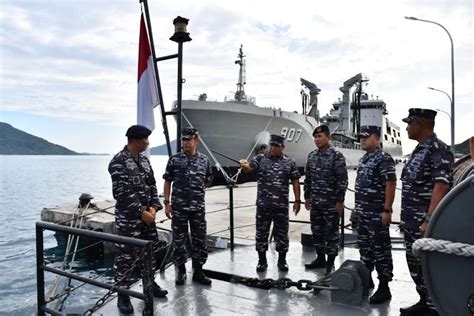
[300,78,321,120]
[338,73,368,135]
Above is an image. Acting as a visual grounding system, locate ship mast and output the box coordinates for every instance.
[234,44,246,102]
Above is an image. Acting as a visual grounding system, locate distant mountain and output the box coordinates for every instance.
[0,122,78,155]
[455,138,470,155]
[150,140,177,155]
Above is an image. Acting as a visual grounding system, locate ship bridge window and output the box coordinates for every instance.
[397,131,400,137]
[384,135,388,141]
[391,137,394,143]
[386,126,391,135]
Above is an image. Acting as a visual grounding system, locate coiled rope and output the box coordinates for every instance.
[412,238,474,258]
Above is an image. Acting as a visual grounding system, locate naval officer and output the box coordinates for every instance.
[304,125,348,273]
[163,127,213,286]
[355,125,396,304]
[239,134,301,272]
[399,108,454,316]
[108,125,168,314]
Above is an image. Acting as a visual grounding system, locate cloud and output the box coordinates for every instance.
[0,0,472,154]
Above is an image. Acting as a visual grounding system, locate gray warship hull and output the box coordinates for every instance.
[180,100,366,183]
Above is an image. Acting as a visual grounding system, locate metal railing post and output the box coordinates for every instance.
[229,183,235,251]
[36,224,46,316]
[142,243,154,315]
[340,209,345,249]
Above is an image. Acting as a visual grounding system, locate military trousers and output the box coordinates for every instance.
[310,203,340,255]
[403,223,433,305]
[255,206,289,253]
[357,213,393,281]
[114,217,160,287]
[172,207,208,266]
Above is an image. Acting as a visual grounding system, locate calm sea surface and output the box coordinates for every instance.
[0,155,404,315]
[0,155,169,315]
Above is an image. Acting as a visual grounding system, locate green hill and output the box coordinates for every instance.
[455,138,470,155]
[0,122,78,155]
[150,140,177,155]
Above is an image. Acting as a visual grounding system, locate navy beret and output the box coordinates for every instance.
[313,125,330,136]
[359,125,381,137]
[181,127,198,139]
[402,108,437,123]
[125,125,152,139]
[270,134,285,145]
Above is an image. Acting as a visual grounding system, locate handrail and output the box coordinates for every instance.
[36,221,154,316]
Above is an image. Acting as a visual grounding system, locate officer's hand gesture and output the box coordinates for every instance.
[148,207,157,218]
[165,204,173,219]
[293,201,301,215]
[335,202,344,214]
[381,212,391,226]
[304,198,311,211]
[141,210,155,225]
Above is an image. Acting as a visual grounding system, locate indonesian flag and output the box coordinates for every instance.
[137,13,159,134]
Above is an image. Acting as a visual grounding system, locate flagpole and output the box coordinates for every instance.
[140,0,173,157]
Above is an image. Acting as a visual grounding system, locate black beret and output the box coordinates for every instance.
[359,125,381,137]
[125,125,152,139]
[270,134,285,145]
[181,127,198,139]
[313,125,330,136]
[402,108,437,123]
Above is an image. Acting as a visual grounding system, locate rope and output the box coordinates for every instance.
[412,238,474,258]
[182,112,233,183]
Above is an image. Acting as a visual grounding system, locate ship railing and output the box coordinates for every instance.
[332,140,361,150]
[35,221,155,316]
[224,95,256,105]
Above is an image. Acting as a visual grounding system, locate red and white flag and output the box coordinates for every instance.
[137,13,159,134]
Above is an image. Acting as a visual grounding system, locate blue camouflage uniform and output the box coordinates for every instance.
[163,152,213,266]
[108,146,162,286]
[250,152,300,253]
[355,147,396,282]
[401,133,453,304]
[304,146,348,255]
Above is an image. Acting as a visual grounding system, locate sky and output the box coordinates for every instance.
[0,0,472,155]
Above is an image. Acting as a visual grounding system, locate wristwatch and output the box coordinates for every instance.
[423,213,432,223]
[163,199,170,205]
[383,207,393,213]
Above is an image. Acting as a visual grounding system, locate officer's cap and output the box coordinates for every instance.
[181,127,198,140]
[359,125,381,137]
[402,108,437,123]
[125,125,152,139]
[312,125,330,136]
[269,134,285,146]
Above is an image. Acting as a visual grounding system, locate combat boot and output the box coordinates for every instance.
[277,252,289,272]
[193,264,212,285]
[117,294,134,314]
[305,251,326,269]
[325,254,336,274]
[256,251,268,272]
[400,296,437,315]
[152,281,168,298]
[369,280,391,304]
[175,264,187,286]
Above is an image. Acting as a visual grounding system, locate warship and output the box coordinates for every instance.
[177,46,403,183]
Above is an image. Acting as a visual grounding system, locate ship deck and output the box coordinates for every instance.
[96,240,417,315]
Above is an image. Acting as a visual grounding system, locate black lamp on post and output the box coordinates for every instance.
[170,16,192,153]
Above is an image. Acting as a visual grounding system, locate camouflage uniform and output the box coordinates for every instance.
[163,152,213,266]
[250,152,300,253]
[304,146,348,255]
[401,133,453,304]
[355,147,396,282]
[108,146,162,286]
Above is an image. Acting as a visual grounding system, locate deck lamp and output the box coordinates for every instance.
[170,16,192,43]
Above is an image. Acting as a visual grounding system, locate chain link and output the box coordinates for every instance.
[228,275,329,292]
[83,248,148,315]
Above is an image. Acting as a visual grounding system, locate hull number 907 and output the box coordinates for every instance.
[280,127,303,143]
